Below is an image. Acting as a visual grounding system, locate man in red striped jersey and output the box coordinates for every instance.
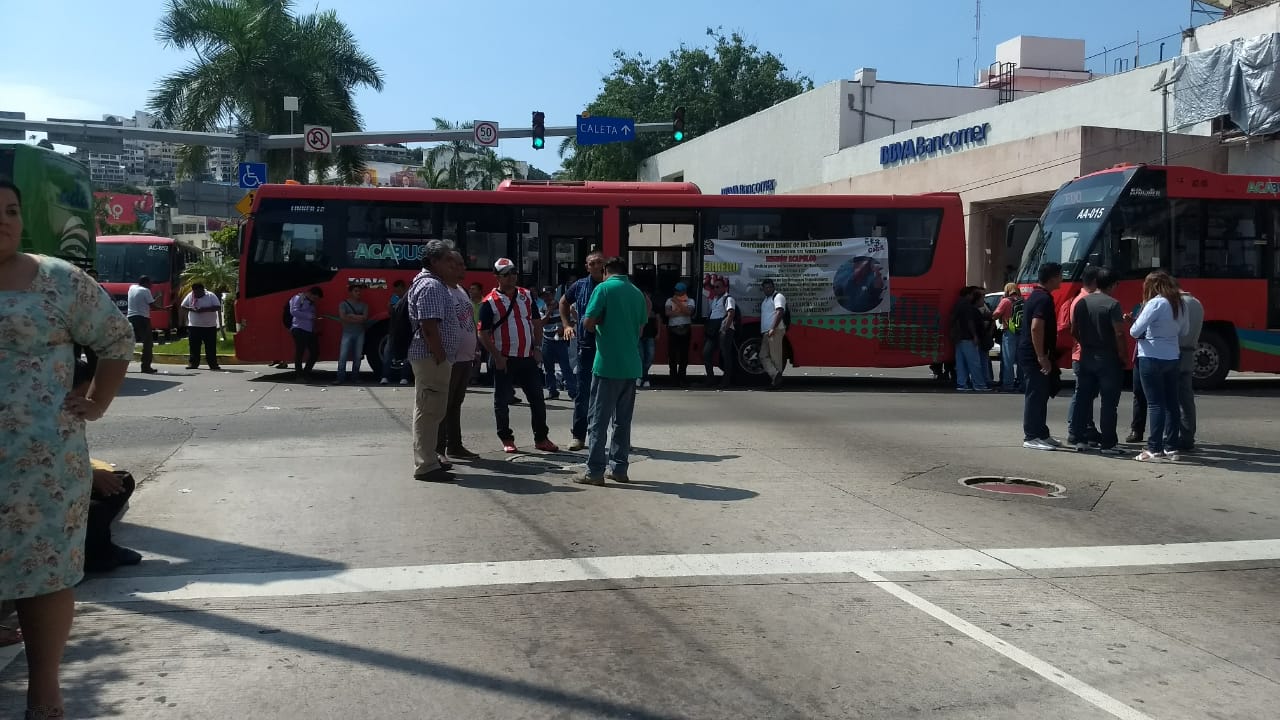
[478,258,559,454]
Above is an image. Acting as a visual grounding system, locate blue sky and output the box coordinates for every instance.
[2,0,1199,172]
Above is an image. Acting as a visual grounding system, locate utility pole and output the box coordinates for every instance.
[284,96,299,180]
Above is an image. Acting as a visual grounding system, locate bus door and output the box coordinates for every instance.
[619,208,699,301]
[518,207,602,291]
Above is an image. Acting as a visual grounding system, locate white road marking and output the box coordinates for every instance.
[985,538,1280,569]
[76,548,1006,603]
[859,570,1155,720]
[74,538,1280,604]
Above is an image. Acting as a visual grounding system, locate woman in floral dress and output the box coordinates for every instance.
[1,180,134,719]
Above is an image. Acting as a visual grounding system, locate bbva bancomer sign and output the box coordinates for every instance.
[879,123,991,165]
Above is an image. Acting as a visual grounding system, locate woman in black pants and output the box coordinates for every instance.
[665,283,695,385]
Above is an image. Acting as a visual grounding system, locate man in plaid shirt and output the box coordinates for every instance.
[408,240,462,482]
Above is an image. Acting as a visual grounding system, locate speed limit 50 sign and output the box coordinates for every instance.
[473,121,499,147]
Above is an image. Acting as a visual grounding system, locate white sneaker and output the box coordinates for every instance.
[399,379,409,386]
[1163,450,1180,461]
[1023,439,1055,451]
[380,378,389,385]
[1042,436,1063,448]
[1134,450,1160,462]
[569,437,585,451]
[643,380,651,388]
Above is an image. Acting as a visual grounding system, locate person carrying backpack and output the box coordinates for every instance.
[992,283,1024,392]
[381,279,414,386]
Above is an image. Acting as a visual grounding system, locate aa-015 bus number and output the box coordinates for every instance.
[1076,207,1106,220]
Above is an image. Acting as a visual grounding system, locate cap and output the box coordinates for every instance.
[674,282,687,292]
[493,258,517,275]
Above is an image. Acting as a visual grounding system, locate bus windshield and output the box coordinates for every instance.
[97,242,172,283]
[1017,168,1135,283]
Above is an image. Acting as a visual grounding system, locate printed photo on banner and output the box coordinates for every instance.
[701,236,890,319]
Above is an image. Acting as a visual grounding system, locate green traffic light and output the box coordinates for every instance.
[674,131,684,142]
[533,138,544,149]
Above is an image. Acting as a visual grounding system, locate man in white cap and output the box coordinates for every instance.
[477,258,559,454]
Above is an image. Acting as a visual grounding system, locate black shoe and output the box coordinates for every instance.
[186,364,199,370]
[113,546,143,566]
[209,365,222,371]
[414,468,456,483]
[141,367,159,374]
[1125,431,1143,443]
[447,447,481,460]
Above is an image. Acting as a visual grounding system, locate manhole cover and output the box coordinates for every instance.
[958,476,1066,498]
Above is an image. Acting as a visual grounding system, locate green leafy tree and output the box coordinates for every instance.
[154,185,178,207]
[561,28,813,180]
[208,224,239,257]
[148,0,385,184]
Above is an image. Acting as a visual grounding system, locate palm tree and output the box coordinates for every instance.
[423,118,479,189]
[470,148,521,190]
[148,0,385,184]
[181,255,239,296]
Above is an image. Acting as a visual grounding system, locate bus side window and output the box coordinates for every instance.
[1171,200,1204,278]
[446,204,511,271]
[1204,202,1263,279]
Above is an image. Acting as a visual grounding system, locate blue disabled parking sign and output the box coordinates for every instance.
[238,162,267,189]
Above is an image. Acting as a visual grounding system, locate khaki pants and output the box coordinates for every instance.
[411,358,453,475]
[761,327,786,378]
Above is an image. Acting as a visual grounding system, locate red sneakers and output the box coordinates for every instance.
[534,439,560,452]
[501,440,518,454]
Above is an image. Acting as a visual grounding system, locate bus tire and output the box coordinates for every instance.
[1193,327,1231,391]
[733,328,768,386]
[364,325,387,377]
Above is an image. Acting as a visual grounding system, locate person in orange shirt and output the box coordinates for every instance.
[1062,271,1100,445]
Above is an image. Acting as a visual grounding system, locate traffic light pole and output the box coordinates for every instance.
[0,118,678,152]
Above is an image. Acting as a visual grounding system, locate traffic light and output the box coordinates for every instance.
[672,105,686,142]
[532,111,545,149]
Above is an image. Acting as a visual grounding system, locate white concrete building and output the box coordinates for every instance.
[638,14,1280,286]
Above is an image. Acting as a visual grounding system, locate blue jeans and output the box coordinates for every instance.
[999,332,1018,389]
[336,331,364,381]
[1020,361,1050,441]
[572,344,596,441]
[586,375,638,477]
[1070,353,1123,448]
[1138,357,1181,454]
[1175,369,1196,450]
[542,338,575,397]
[639,337,655,384]
[954,340,988,390]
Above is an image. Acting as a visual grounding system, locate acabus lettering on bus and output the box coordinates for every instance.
[354,241,428,262]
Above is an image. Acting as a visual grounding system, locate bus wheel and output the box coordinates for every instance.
[1193,329,1231,390]
[364,328,386,378]
[734,335,767,385]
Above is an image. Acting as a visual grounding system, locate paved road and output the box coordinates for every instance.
[3,366,1278,719]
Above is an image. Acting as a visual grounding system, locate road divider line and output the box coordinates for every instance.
[74,539,1280,604]
[859,570,1156,720]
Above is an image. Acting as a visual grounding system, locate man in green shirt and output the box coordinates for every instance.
[576,257,647,485]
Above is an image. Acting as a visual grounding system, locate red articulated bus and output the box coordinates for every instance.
[233,181,967,381]
[1015,163,1280,388]
[96,234,203,339]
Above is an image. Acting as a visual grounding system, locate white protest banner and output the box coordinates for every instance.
[701,236,890,319]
